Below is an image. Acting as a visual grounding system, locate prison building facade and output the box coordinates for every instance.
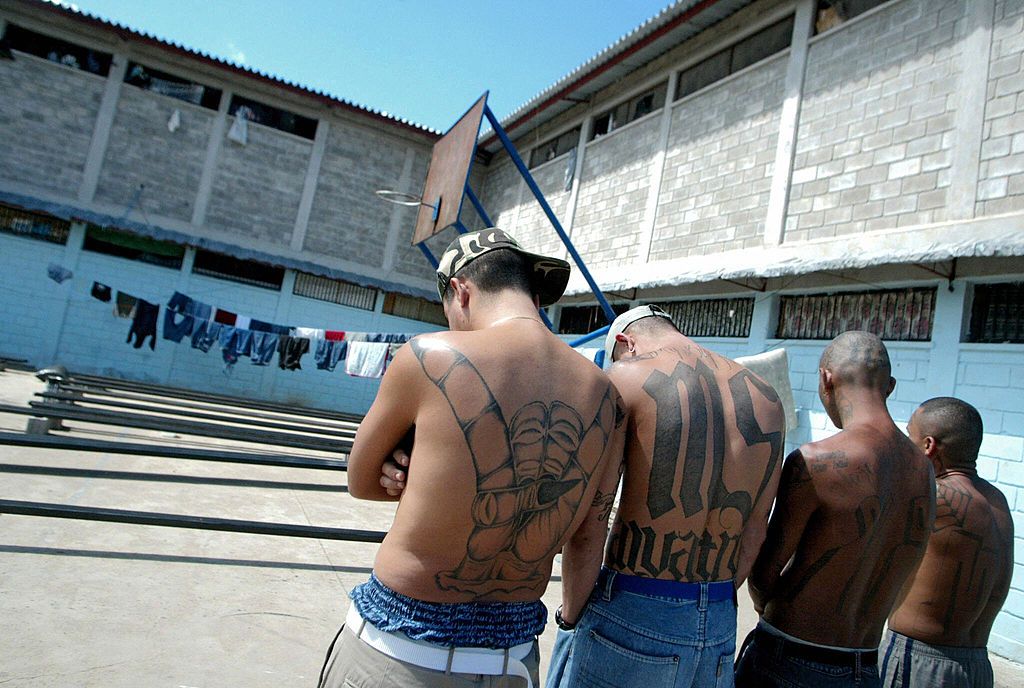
[0,0,456,415]
[471,0,1024,661]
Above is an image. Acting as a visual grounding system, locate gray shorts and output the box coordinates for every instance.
[319,624,540,688]
[879,631,992,688]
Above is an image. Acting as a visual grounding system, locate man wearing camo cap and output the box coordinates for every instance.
[319,227,626,688]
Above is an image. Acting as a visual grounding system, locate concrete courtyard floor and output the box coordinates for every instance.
[0,368,1021,686]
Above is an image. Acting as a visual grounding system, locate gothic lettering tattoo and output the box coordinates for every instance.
[410,339,617,596]
[608,519,743,580]
[592,491,615,522]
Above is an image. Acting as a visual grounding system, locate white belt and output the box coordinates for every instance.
[346,605,534,687]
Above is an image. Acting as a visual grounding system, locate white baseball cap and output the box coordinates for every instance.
[603,304,674,367]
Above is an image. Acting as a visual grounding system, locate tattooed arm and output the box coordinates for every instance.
[560,393,627,624]
[348,343,420,501]
[748,448,817,613]
[735,430,785,588]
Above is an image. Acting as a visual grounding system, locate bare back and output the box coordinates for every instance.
[888,472,1013,646]
[363,323,623,604]
[757,427,936,648]
[605,342,785,583]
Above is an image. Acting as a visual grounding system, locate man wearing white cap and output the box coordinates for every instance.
[318,228,626,688]
[548,304,786,688]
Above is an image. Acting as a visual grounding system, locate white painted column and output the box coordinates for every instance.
[382,146,418,272]
[948,0,996,220]
[639,76,679,263]
[77,53,128,203]
[925,280,968,398]
[746,291,775,355]
[763,0,816,245]
[191,90,232,227]
[289,119,330,251]
[562,117,593,237]
[45,222,88,365]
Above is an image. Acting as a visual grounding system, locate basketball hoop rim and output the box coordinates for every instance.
[375,189,424,207]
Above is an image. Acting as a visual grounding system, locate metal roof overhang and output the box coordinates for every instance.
[480,0,755,153]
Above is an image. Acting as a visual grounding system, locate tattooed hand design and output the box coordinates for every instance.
[411,339,615,595]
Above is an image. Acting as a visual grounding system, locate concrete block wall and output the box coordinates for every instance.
[978,0,1024,216]
[512,154,575,259]
[572,116,660,268]
[475,158,521,232]
[94,86,213,223]
[785,0,962,241]
[0,230,443,415]
[303,121,411,268]
[205,122,311,246]
[0,53,104,196]
[652,56,786,260]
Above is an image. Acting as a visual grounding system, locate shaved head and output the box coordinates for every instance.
[625,314,679,337]
[820,330,892,390]
[912,397,984,467]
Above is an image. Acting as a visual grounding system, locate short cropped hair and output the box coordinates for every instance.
[820,330,891,389]
[915,397,984,465]
[449,247,533,300]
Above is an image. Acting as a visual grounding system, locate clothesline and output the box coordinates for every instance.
[88,282,418,378]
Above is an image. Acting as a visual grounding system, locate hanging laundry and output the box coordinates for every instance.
[345,341,389,378]
[46,263,73,284]
[314,339,348,371]
[163,291,195,343]
[293,326,325,339]
[114,291,138,319]
[324,330,346,341]
[191,320,223,352]
[278,335,310,370]
[214,309,237,326]
[250,331,280,366]
[90,282,112,303]
[251,319,291,335]
[235,315,252,330]
[126,299,159,350]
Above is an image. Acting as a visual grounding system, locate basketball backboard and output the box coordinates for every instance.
[412,92,488,245]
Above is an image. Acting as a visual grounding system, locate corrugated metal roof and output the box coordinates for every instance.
[17,0,440,137]
[480,0,754,151]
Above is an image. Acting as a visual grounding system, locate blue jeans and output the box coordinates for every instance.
[552,570,737,688]
[734,624,880,688]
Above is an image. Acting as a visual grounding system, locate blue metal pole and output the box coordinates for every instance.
[465,186,493,227]
[539,308,554,331]
[417,242,439,269]
[483,106,616,325]
[567,324,610,348]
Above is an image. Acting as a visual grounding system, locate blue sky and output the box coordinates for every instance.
[65,0,673,132]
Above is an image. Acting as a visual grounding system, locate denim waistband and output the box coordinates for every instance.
[598,567,735,601]
[753,623,878,668]
[349,573,546,649]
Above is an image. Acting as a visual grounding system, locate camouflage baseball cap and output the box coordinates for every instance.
[436,228,571,307]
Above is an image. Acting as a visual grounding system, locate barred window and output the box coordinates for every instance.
[228,95,317,140]
[660,297,754,338]
[124,62,222,110]
[383,293,447,326]
[557,304,630,334]
[966,282,1024,344]
[590,82,668,140]
[192,249,284,290]
[0,204,69,244]
[1,24,112,76]
[528,127,581,168]
[83,225,184,269]
[294,272,377,310]
[776,288,936,341]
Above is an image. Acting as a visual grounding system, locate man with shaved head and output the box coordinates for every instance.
[735,331,936,687]
[881,397,1013,687]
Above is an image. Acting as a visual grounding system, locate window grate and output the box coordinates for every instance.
[557,304,631,334]
[660,297,754,338]
[0,204,70,244]
[2,24,113,76]
[776,288,936,341]
[192,249,284,290]
[382,293,447,326]
[294,272,376,310]
[82,225,185,269]
[967,282,1024,344]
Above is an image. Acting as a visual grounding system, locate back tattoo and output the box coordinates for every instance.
[410,339,622,597]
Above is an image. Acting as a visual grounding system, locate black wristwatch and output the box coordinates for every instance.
[555,606,577,631]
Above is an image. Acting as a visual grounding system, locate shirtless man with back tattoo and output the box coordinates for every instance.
[735,331,936,688]
[317,228,626,688]
[550,305,786,688]
[880,397,1013,688]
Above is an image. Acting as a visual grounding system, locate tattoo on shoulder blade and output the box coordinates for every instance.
[409,339,615,597]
